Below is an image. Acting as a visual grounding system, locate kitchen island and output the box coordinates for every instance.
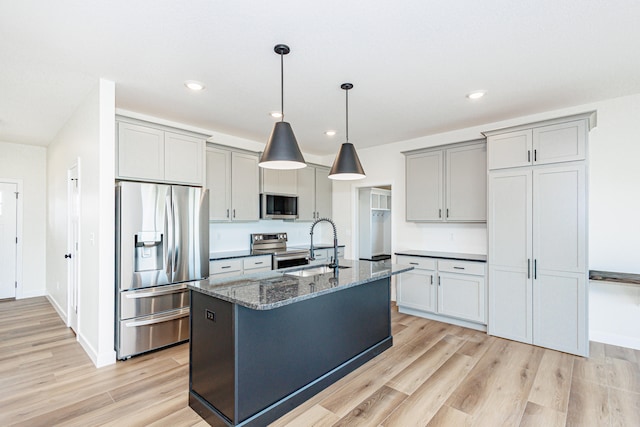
[187,259,412,427]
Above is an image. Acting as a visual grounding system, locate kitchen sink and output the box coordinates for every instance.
[285,264,350,277]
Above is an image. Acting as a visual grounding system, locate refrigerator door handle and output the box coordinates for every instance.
[165,192,174,278]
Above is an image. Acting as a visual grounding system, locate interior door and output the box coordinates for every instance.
[67,166,80,332]
[0,182,18,299]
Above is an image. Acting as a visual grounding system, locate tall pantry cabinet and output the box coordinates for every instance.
[484,112,594,357]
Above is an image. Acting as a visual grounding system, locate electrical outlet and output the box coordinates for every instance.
[205,309,215,322]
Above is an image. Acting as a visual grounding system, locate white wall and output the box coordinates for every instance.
[0,142,47,298]
[47,79,116,367]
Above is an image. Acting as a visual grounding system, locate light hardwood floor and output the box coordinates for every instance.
[1,297,639,426]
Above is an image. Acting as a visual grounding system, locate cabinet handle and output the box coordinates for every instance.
[534,259,537,279]
[255,262,263,265]
[409,262,419,265]
[430,275,433,285]
[233,209,236,218]
[438,276,441,286]
[226,209,229,218]
[221,266,231,269]
[439,209,442,218]
[534,149,537,162]
[527,259,531,279]
[446,208,449,218]
[528,150,531,162]
[453,266,464,270]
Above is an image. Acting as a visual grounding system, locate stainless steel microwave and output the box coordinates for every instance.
[260,193,298,219]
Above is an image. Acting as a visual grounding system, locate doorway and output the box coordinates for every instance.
[0,182,18,300]
[67,164,80,333]
[357,186,392,261]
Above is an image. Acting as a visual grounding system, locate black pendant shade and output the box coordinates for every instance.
[329,83,366,180]
[259,44,307,170]
[329,142,366,180]
[260,121,306,169]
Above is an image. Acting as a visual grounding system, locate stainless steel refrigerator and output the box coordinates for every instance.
[115,181,209,359]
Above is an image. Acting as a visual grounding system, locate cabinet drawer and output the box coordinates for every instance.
[244,255,272,270]
[397,256,436,270]
[210,259,243,275]
[438,260,485,276]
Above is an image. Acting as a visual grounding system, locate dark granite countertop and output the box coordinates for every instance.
[189,259,413,310]
[394,250,487,263]
[589,270,640,286]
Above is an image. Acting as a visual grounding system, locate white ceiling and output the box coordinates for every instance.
[1,0,640,156]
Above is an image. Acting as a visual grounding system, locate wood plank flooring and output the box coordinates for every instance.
[1,297,639,426]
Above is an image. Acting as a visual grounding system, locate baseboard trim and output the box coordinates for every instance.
[590,330,640,351]
[46,294,68,325]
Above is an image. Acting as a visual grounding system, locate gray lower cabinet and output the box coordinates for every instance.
[404,140,486,222]
[396,255,486,330]
[209,255,272,278]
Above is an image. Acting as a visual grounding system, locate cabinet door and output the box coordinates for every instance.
[231,152,259,221]
[533,164,586,274]
[296,166,316,221]
[446,143,487,221]
[397,268,436,312]
[487,129,532,170]
[206,148,231,221]
[487,169,533,343]
[532,120,586,165]
[437,273,485,323]
[314,167,332,220]
[117,122,165,181]
[164,132,204,185]
[261,169,297,195]
[406,151,443,221]
[533,271,587,356]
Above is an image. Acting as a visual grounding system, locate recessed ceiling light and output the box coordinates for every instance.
[324,130,337,136]
[466,90,486,100]
[269,111,283,118]
[184,80,205,91]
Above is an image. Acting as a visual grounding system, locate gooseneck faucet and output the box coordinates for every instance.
[309,217,339,268]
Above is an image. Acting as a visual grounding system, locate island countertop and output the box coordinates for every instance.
[188,259,413,310]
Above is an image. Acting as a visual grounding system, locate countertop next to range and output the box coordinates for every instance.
[394,250,487,263]
[189,259,413,310]
[209,243,345,261]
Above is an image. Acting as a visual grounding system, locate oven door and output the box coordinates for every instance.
[273,252,309,269]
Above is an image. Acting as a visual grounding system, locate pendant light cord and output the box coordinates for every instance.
[280,52,284,122]
[345,88,349,143]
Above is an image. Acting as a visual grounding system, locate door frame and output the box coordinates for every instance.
[0,178,23,299]
[67,161,81,332]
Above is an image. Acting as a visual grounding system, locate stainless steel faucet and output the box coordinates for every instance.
[309,217,338,268]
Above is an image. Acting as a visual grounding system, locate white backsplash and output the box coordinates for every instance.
[209,220,334,253]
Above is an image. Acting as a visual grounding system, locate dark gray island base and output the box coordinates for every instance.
[187,260,412,427]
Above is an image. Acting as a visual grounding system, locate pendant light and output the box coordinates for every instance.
[259,44,306,170]
[329,83,366,180]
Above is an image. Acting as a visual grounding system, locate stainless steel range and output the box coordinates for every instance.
[250,233,310,269]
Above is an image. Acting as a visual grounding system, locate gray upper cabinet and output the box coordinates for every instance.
[486,118,587,170]
[206,145,259,222]
[296,165,332,221]
[117,119,205,185]
[405,140,486,222]
[260,169,297,195]
[405,150,442,221]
